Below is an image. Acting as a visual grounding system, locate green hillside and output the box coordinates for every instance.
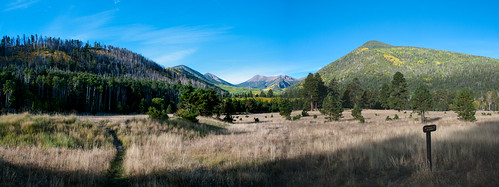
[316,40,499,91]
[217,84,285,96]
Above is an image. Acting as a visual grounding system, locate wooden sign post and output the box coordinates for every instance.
[423,124,436,171]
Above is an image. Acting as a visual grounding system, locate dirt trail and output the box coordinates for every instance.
[104,128,127,186]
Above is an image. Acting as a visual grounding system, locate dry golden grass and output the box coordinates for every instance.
[0,113,116,186]
[1,111,498,186]
[0,146,115,186]
[119,110,499,186]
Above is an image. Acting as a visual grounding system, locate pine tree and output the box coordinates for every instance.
[454,88,476,121]
[379,83,391,109]
[302,73,327,111]
[322,93,343,121]
[259,90,266,97]
[351,104,362,120]
[147,98,169,121]
[390,72,409,111]
[346,78,363,107]
[411,85,433,123]
[267,89,274,98]
[221,98,234,122]
[278,98,292,119]
[327,78,340,98]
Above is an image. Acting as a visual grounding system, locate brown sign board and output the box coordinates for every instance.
[423,125,436,133]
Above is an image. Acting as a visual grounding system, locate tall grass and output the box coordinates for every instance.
[119,110,499,186]
[0,113,115,186]
[0,113,112,148]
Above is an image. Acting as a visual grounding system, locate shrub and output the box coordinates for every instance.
[285,116,291,120]
[394,114,399,120]
[254,118,259,123]
[271,114,274,118]
[359,116,365,123]
[176,108,198,123]
[147,98,169,121]
[386,116,392,121]
[292,115,301,121]
[313,114,317,119]
[351,105,362,120]
[301,110,309,117]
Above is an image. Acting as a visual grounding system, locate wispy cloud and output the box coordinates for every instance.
[42,9,228,66]
[4,0,41,11]
[154,49,197,66]
[114,0,120,5]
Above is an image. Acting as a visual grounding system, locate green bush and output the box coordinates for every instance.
[176,108,198,123]
[301,110,309,117]
[147,98,169,121]
[351,105,362,120]
[386,116,392,121]
[394,114,399,120]
[359,116,365,123]
[313,114,317,119]
[292,115,301,121]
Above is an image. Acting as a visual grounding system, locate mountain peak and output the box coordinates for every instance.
[360,40,393,49]
[237,75,299,89]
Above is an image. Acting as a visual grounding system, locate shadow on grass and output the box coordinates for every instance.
[127,121,499,186]
[425,117,442,123]
[0,158,107,186]
[2,121,498,186]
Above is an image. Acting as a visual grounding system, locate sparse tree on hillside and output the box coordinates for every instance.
[260,91,266,97]
[267,89,274,98]
[322,93,343,121]
[454,88,476,121]
[390,72,409,111]
[411,85,433,123]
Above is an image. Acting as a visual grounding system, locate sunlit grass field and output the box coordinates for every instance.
[1,110,498,186]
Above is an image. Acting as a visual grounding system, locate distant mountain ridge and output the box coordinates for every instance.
[204,73,234,86]
[173,65,233,86]
[237,75,300,89]
[311,40,499,91]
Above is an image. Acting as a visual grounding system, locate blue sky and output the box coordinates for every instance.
[2,0,499,84]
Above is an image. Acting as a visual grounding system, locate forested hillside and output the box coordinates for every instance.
[0,35,215,113]
[316,40,499,92]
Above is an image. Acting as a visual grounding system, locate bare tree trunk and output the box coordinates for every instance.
[310,95,313,111]
[421,111,425,123]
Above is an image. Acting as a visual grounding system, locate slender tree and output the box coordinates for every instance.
[322,93,343,121]
[267,89,274,98]
[279,98,292,119]
[454,88,476,121]
[411,85,433,123]
[379,83,390,109]
[390,72,409,111]
[302,73,326,111]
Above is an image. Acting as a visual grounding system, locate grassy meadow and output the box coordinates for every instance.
[0,113,115,186]
[1,110,498,186]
